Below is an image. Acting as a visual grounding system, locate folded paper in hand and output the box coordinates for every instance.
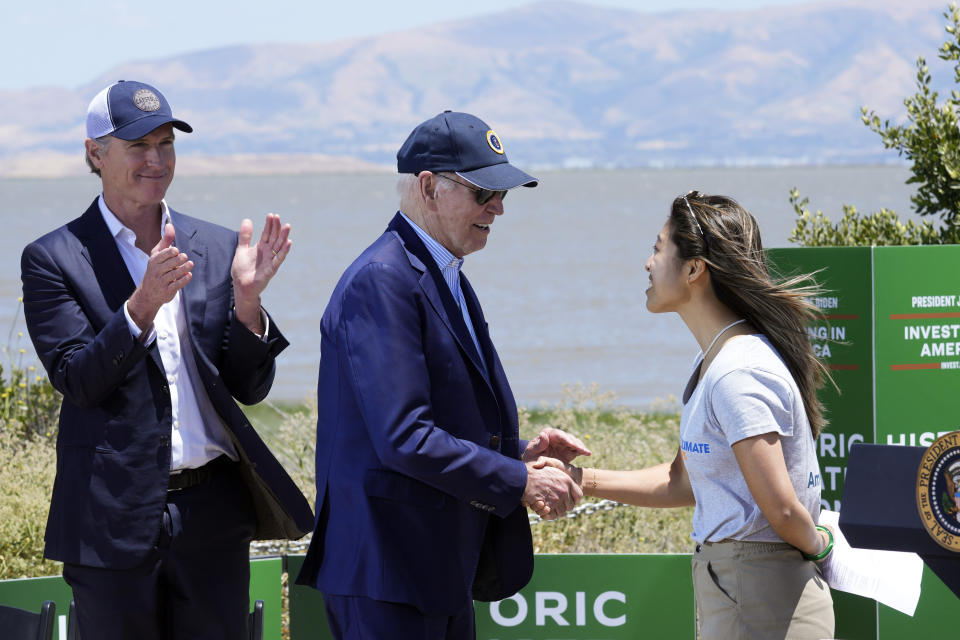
[818,509,923,616]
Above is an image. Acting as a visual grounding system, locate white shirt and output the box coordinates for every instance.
[679,334,822,543]
[98,195,238,470]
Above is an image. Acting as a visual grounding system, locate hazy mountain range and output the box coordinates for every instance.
[0,0,951,176]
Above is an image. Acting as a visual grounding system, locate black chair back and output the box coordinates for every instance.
[0,601,56,640]
[67,598,265,639]
[249,599,264,640]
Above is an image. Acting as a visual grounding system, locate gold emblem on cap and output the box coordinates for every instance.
[916,430,960,552]
[133,89,161,112]
[486,130,505,155]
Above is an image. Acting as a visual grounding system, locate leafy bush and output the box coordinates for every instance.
[791,2,960,246]
[788,189,942,246]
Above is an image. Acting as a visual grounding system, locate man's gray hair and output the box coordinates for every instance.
[85,135,112,177]
[396,172,456,208]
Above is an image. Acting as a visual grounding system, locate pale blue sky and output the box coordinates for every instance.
[2,0,808,91]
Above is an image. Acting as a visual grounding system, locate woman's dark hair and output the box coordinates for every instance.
[669,191,830,438]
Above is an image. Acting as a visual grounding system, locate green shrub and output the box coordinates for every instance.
[0,426,59,579]
[0,300,60,441]
[790,2,960,246]
[788,189,942,247]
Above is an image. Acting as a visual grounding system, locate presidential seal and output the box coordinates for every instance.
[486,130,504,155]
[916,430,960,552]
[133,89,161,112]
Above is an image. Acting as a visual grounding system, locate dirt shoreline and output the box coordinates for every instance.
[0,151,393,178]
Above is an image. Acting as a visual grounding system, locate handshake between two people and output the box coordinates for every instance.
[520,427,591,520]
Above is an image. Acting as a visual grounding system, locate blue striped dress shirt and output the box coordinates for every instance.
[398,211,487,370]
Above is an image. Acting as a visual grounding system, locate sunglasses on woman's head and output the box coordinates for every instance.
[681,189,710,251]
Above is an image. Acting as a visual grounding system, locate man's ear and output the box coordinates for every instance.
[84,138,103,170]
[418,172,437,199]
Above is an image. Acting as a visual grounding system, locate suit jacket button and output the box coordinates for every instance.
[489,434,501,449]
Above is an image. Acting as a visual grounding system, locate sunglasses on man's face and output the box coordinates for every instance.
[436,174,507,205]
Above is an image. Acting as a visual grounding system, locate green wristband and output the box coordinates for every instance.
[802,525,834,562]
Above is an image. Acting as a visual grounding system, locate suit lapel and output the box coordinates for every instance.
[68,199,136,313]
[68,198,166,371]
[169,211,208,336]
[387,213,488,379]
[462,273,518,436]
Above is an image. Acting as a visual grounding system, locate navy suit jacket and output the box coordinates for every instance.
[21,198,314,569]
[296,213,534,616]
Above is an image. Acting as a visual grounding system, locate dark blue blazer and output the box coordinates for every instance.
[20,198,314,569]
[296,213,533,616]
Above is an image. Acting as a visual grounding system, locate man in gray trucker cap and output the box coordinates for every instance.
[21,80,312,639]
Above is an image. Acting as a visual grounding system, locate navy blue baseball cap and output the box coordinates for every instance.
[86,80,192,140]
[397,111,537,190]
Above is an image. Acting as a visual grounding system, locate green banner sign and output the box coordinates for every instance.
[288,554,693,639]
[474,554,693,639]
[768,247,873,513]
[769,246,960,638]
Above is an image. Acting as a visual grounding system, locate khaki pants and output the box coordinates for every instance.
[692,540,834,640]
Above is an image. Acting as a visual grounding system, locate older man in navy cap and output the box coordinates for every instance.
[296,111,590,638]
[21,80,313,639]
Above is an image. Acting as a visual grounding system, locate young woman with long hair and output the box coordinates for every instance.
[566,191,835,639]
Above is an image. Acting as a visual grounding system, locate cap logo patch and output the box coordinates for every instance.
[486,130,505,155]
[133,89,161,112]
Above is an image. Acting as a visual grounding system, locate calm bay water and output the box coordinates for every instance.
[1,165,916,408]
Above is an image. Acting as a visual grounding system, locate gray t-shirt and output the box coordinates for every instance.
[679,334,822,543]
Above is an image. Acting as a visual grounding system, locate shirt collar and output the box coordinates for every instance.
[398,210,464,273]
[98,194,172,243]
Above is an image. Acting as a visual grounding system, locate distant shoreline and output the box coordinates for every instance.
[0,151,394,179]
[0,152,908,179]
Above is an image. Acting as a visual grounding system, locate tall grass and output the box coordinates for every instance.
[521,384,693,554]
[259,383,694,555]
[2,364,691,580]
[0,300,60,440]
[0,299,62,579]
[0,426,60,579]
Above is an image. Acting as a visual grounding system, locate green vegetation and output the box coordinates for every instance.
[2,324,692,580]
[0,427,59,579]
[262,383,694,556]
[0,301,59,440]
[0,300,62,579]
[790,2,960,246]
[520,385,693,554]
